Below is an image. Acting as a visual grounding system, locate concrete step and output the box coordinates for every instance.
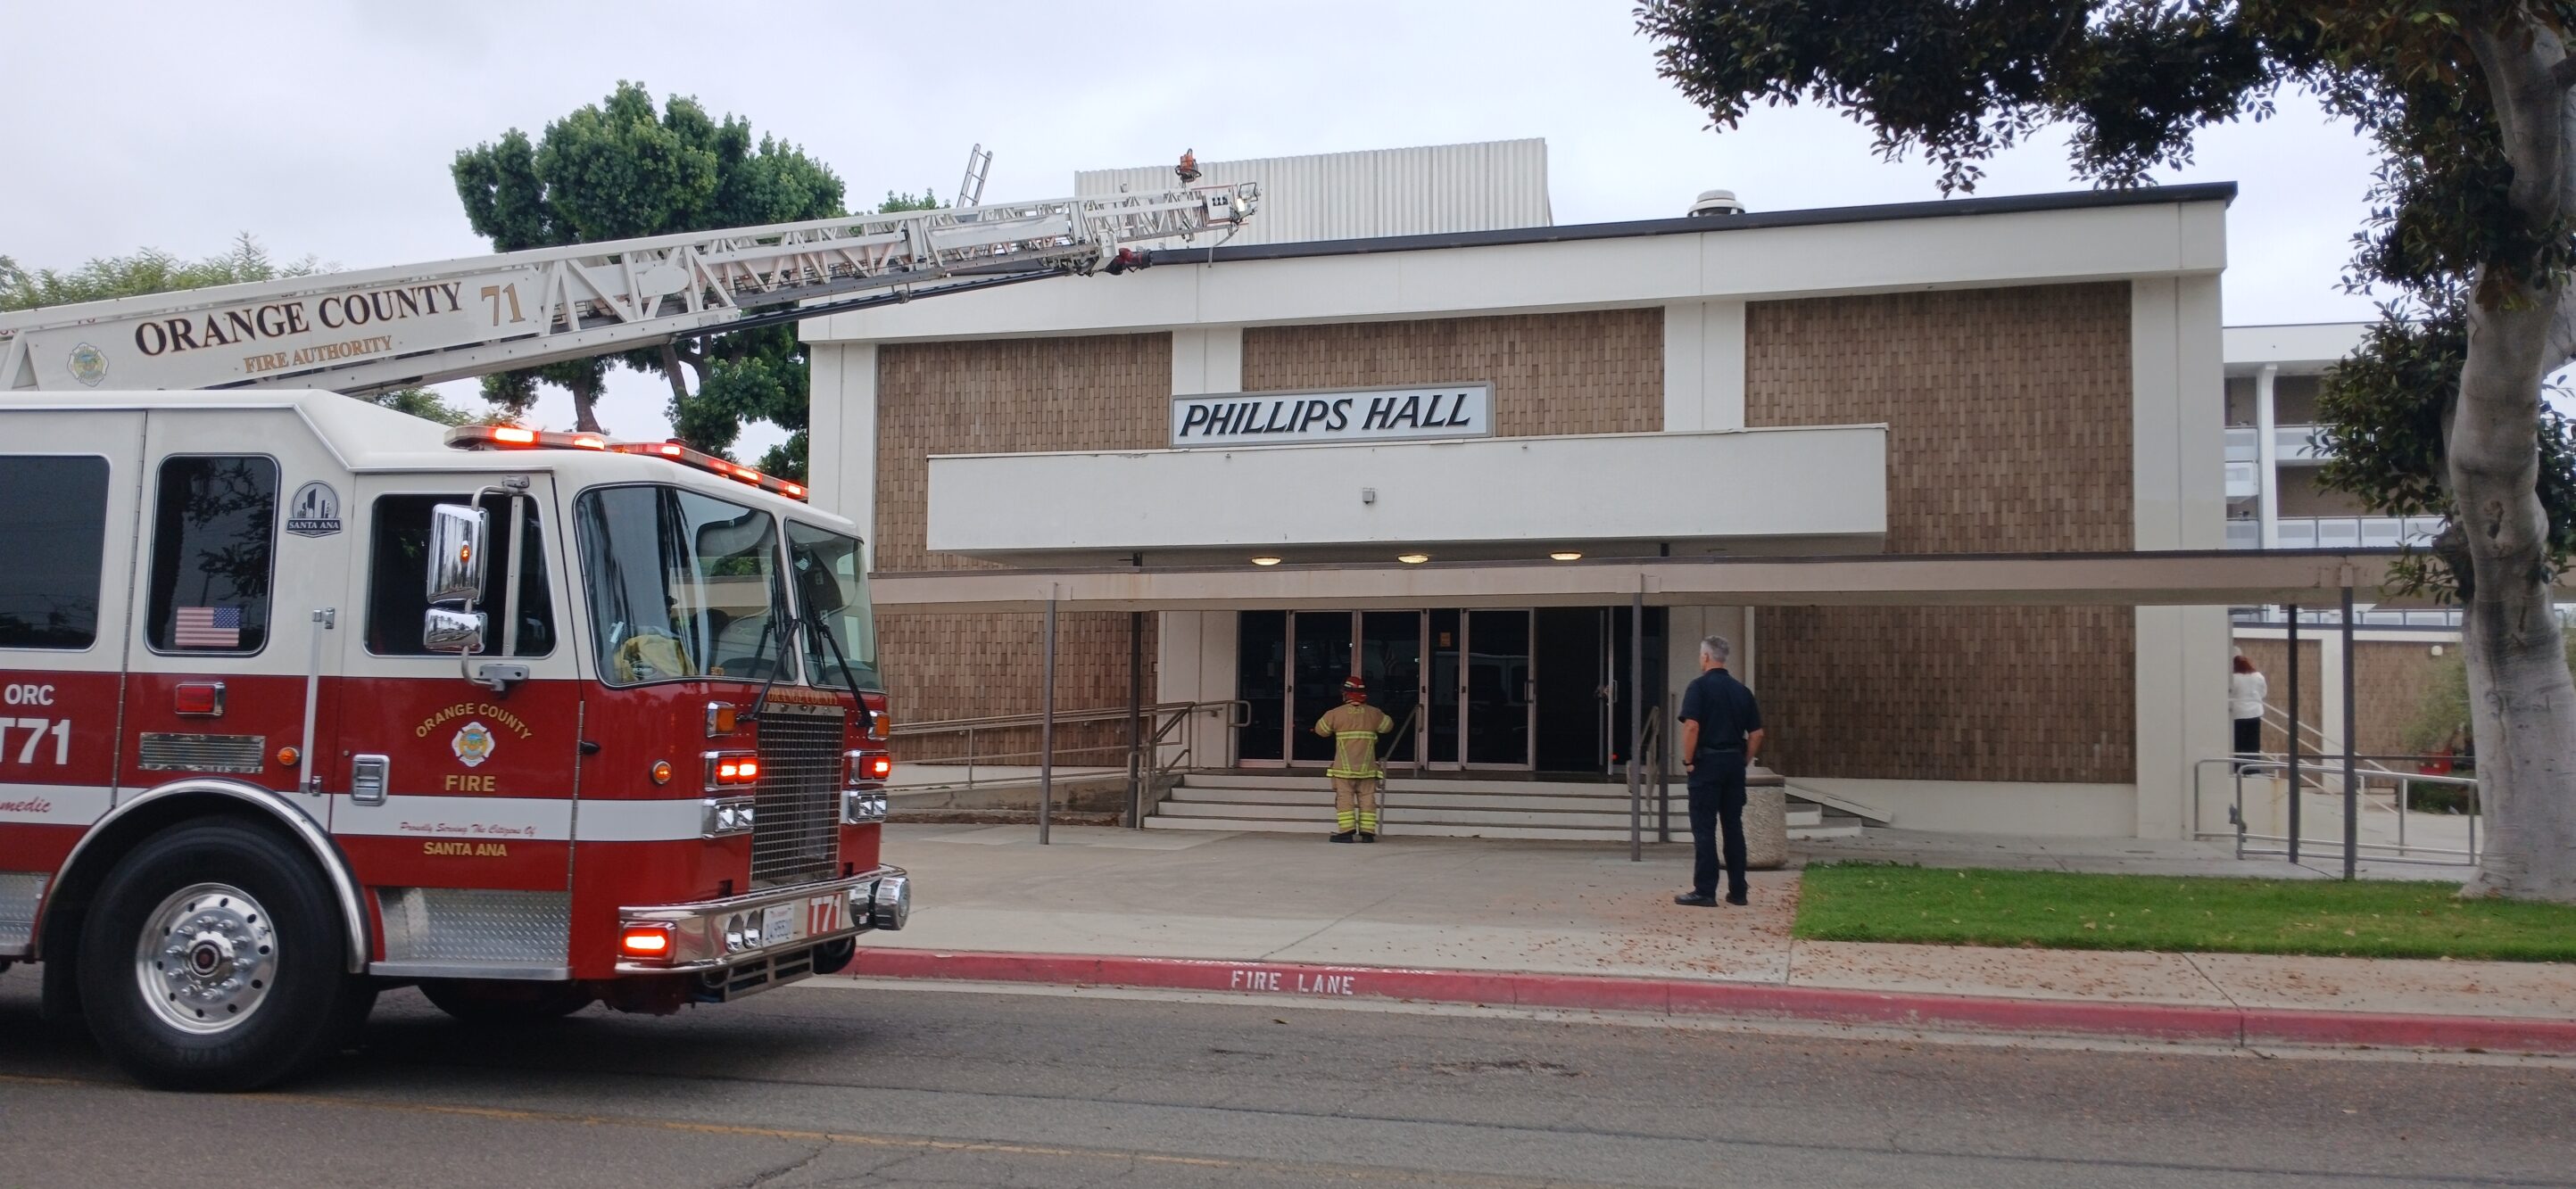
[1155,801,1794,831]
[1141,814,1868,841]
[1176,772,1654,797]
[1164,788,1762,813]
[1157,794,1826,829]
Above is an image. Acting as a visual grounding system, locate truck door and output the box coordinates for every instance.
[118,408,351,830]
[0,409,145,941]
[329,473,581,976]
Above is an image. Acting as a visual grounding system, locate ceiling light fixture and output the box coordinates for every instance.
[1550,551,1584,562]
[1396,553,1430,565]
[1250,556,1282,566]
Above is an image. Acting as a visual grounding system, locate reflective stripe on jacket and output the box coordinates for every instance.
[1314,702,1395,779]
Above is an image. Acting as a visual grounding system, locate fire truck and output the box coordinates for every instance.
[0,182,1258,1088]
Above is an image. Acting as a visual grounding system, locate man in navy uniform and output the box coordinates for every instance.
[1675,634,1764,907]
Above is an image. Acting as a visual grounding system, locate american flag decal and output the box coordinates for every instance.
[175,606,243,649]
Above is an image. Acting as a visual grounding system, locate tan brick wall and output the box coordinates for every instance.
[1744,285,2137,783]
[2357,641,2445,756]
[872,334,1170,760]
[1240,310,1662,436]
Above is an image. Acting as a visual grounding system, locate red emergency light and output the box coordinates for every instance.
[443,425,810,502]
[703,751,760,789]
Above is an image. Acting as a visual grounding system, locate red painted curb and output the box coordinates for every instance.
[849,946,2576,1056]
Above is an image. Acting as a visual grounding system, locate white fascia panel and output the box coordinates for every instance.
[925,426,1886,559]
[1695,205,2192,299]
[805,199,2224,344]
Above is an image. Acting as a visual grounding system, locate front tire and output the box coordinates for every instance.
[418,978,592,1024]
[77,821,370,1091]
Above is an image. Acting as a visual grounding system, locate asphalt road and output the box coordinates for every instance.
[3,966,2572,1188]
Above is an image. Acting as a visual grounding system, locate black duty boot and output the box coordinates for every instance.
[1357,831,1378,843]
[1674,892,1719,907]
[1330,830,1357,843]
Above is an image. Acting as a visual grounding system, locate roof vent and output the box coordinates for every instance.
[1688,189,1746,218]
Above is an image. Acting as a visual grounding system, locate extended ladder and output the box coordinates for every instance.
[0,184,1257,395]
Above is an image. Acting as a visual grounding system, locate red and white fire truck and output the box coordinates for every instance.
[0,182,1256,1088]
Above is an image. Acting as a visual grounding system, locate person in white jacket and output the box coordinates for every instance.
[2230,655,2269,772]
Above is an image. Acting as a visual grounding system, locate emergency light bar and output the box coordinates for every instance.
[443,424,808,500]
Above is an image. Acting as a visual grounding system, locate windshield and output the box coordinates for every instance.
[575,485,791,685]
[786,521,879,691]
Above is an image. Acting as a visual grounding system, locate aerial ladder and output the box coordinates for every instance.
[0,182,1258,395]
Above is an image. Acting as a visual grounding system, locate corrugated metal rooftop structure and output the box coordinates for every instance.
[1075,138,1553,246]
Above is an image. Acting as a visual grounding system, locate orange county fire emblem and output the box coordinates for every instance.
[451,722,496,768]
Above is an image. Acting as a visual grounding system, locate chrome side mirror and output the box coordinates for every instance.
[427,503,487,604]
[423,607,487,656]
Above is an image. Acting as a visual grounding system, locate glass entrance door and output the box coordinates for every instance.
[1360,611,1425,767]
[1463,609,1533,768]
[1238,608,1530,770]
[1288,610,1354,764]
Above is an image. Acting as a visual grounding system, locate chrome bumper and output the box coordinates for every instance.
[615,865,908,975]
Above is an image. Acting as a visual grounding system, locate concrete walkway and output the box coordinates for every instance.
[866,823,2576,1027]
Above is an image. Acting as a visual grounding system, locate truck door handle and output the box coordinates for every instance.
[351,755,390,805]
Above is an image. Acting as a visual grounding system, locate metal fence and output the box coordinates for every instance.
[2193,754,2481,868]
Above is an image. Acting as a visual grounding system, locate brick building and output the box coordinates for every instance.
[799,142,2242,838]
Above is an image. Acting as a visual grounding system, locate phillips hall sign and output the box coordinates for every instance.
[1169,384,1493,449]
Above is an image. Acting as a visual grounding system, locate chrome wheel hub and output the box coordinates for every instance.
[135,883,277,1035]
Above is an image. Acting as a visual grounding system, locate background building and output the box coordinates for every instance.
[803,140,2244,838]
[2222,322,2460,764]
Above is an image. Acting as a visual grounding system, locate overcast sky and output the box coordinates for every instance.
[2,1,2382,447]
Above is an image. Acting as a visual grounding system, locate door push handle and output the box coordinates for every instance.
[351,755,390,805]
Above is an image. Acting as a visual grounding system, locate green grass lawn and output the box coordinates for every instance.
[1793,864,2576,962]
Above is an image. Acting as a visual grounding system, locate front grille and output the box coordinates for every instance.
[751,705,845,888]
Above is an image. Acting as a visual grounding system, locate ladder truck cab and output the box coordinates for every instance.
[0,179,1257,1090]
[0,390,905,1087]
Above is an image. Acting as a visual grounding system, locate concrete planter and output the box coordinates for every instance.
[1746,767,1789,870]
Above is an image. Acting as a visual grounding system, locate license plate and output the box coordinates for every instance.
[762,903,797,945]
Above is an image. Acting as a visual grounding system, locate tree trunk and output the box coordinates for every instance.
[658,343,698,408]
[569,370,603,434]
[2453,26,2576,902]
[2454,281,2576,902]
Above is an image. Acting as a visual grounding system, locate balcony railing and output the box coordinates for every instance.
[2231,605,2464,628]
[2276,424,2329,463]
[2224,425,2332,464]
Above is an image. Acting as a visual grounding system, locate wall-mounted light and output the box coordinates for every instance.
[1251,556,1282,566]
[1396,553,1430,565]
[1550,551,1583,562]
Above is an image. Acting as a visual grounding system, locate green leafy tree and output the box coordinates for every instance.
[0,235,467,425]
[879,187,944,212]
[1,233,318,310]
[451,80,846,467]
[1637,0,2576,901]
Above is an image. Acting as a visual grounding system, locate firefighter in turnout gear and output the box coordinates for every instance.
[1315,675,1395,843]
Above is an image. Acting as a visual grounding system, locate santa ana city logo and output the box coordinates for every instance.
[451,721,497,768]
[286,481,342,537]
[68,343,106,387]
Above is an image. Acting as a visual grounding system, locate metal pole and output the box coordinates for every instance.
[1628,590,1644,863]
[1040,592,1056,846]
[2340,585,2359,879]
[2285,604,2301,865]
[1127,609,1145,829]
[1659,684,1677,844]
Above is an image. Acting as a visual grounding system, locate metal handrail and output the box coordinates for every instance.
[2192,754,2481,867]
[888,699,1247,811]
[890,701,1217,736]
